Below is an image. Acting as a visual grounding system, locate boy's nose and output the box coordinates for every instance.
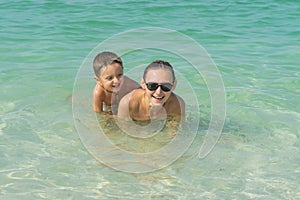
[113,77,119,83]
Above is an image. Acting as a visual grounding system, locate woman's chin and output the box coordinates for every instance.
[151,97,164,106]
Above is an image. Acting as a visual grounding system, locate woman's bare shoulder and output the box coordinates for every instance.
[170,92,185,105]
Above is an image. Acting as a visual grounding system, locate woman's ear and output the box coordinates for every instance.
[172,79,177,91]
[140,78,146,89]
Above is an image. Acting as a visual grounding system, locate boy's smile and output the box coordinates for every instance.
[99,63,124,93]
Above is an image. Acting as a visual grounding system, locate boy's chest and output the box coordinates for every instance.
[103,93,119,106]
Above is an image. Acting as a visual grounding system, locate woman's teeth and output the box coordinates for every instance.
[153,96,164,100]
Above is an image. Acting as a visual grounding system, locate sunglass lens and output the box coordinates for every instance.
[146,82,173,92]
[146,83,158,91]
[161,83,173,92]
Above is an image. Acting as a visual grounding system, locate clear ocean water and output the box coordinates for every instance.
[0,0,299,199]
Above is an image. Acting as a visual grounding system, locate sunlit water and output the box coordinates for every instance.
[1,0,299,199]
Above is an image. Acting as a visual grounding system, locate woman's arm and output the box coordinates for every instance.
[117,91,132,119]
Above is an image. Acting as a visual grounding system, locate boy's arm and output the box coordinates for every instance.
[93,87,104,113]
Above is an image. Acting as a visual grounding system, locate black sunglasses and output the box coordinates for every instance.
[145,82,173,92]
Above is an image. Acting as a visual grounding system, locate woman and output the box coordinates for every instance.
[117,60,185,121]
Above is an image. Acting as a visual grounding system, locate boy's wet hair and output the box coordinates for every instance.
[143,60,175,82]
[93,51,123,77]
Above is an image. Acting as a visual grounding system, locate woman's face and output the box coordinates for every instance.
[142,68,176,106]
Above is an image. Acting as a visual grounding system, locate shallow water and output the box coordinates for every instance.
[1,0,299,199]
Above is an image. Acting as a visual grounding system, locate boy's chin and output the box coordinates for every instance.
[112,86,121,93]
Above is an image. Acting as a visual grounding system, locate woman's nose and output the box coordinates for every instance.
[154,86,163,94]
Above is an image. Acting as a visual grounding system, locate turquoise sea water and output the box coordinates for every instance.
[1,0,299,199]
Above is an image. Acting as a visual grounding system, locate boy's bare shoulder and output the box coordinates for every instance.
[119,76,140,95]
[93,85,105,98]
[123,75,138,84]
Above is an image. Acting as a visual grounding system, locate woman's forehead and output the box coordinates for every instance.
[145,68,173,82]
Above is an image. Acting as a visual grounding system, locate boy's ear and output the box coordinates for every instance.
[140,78,146,89]
[94,76,99,82]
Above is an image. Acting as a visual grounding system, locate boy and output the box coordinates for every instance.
[93,51,139,114]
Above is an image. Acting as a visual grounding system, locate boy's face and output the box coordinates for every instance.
[142,68,175,106]
[99,63,124,93]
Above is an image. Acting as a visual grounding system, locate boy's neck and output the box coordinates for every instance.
[98,83,118,95]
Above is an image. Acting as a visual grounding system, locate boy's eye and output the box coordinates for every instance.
[117,74,123,78]
[106,76,113,80]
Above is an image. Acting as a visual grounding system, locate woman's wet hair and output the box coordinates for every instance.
[143,60,175,82]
